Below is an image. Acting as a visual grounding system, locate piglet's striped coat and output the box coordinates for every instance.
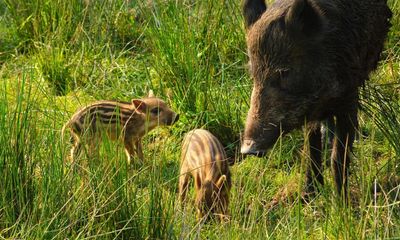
[62,92,178,165]
[179,129,231,221]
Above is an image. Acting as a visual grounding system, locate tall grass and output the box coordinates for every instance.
[0,0,399,239]
[145,0,249,154]
[3,0,145,95]
[0,73,181,238]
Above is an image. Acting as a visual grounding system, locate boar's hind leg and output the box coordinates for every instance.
[304,123,324,199]
[331,111,357,202]
[321,117,335,154]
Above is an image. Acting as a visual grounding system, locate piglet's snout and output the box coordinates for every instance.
[165,113,179,125]
[173,114,179,124]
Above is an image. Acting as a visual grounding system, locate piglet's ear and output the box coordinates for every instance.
[216,175,227,189]
[132,99,147,113]
[285,0,324,37]
[148,90,155,98]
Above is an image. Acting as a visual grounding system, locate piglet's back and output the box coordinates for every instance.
[67,100,135,134]
[181,129,229,180]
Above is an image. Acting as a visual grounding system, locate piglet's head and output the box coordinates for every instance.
[195,175,230,222]
[132,91,179,128]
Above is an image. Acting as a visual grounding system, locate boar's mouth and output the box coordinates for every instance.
[241,126,281,157]
[241,138,277,157]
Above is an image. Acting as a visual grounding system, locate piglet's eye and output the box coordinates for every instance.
[150,107,161,115]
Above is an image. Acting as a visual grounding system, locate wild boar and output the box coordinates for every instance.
[62,91,179,165]
[241,0,391,200]
[179,129,231,221]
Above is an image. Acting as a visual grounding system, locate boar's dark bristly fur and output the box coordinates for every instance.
[241,0,391,200]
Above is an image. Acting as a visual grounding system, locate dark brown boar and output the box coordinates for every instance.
[241,0,391,200]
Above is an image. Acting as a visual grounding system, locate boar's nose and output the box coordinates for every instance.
[241,139,267,157]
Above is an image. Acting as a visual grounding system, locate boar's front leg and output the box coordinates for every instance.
[304,122,324,199]
[331,111,357,202]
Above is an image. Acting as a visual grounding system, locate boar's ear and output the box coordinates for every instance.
[215,175,227,189]
[285,0,324,37]
[242,0,267,29]
[132,99,147,113]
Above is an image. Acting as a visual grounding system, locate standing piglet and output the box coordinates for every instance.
[241,0,391,200]
[62,91,179,165]
[179,129,231,221]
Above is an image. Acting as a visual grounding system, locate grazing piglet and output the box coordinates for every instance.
[179,129,231,221]
[241,0,391,201]
[62,91,179,165]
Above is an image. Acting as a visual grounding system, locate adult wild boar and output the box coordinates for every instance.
[241,0,391,199]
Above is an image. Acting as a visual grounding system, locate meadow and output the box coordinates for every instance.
[0,0,399,239]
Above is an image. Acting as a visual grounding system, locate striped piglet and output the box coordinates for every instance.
[62,91,179,165]
[179,129,231,221]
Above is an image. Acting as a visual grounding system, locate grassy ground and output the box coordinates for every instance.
[0,0,399,239]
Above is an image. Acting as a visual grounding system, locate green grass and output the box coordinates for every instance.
[0,0,399,239]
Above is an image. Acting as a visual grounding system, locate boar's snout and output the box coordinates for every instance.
[241,120,281,158]
[241,139,267,157]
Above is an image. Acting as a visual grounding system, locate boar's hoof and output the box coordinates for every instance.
[241,139,267,157]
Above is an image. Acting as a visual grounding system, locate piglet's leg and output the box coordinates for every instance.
[87,138,100,159]
[135,140,144,162]
[70,141,82,164]
[124,138,136,165]
[69,133,83,165]
[178,168,190,205]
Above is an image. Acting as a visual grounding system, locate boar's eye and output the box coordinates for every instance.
[150,107,162,115]
[278,69,289,79]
